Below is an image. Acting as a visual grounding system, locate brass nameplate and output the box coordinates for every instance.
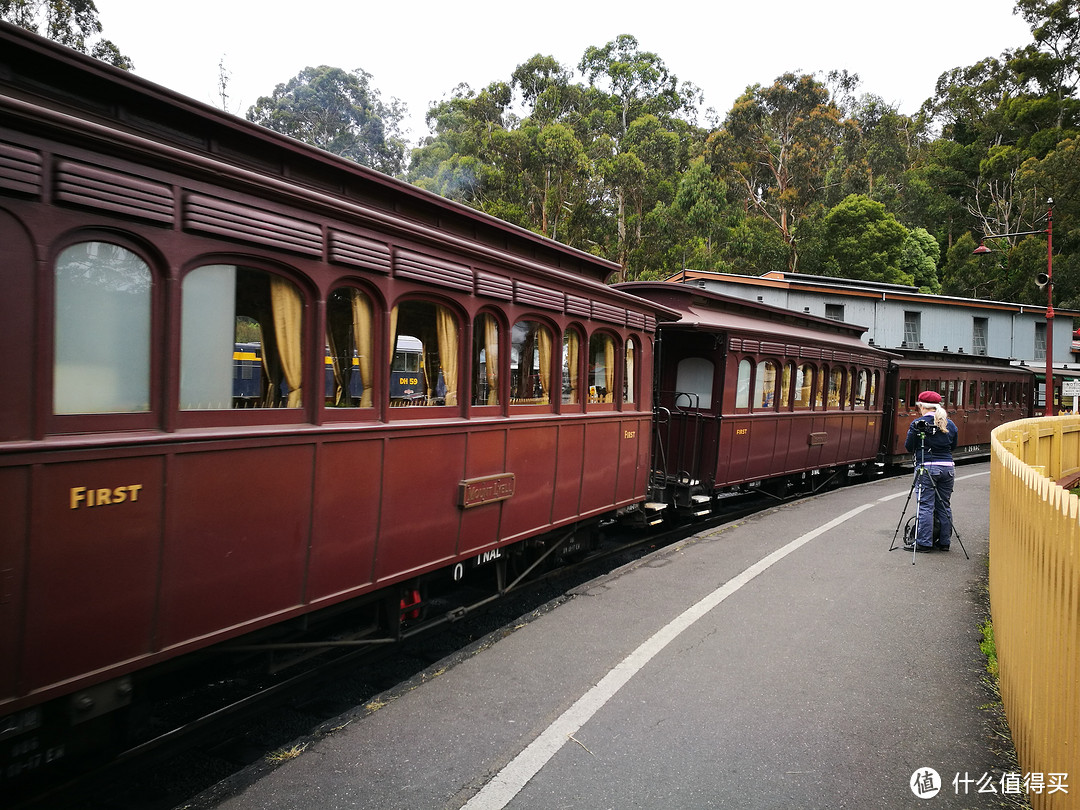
[808,432,828,446]
[459,474,515,508]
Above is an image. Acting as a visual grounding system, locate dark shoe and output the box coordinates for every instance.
[934,543,950,552]
[914,544,934,553]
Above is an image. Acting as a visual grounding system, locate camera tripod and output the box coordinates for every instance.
[888,428,969,564]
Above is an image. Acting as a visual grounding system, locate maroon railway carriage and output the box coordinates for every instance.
[618,283,895,513]
[881,349,1036,465]
[0,23,672,783]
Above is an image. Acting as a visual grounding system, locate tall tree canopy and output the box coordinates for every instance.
[1,0,131,68]
[248,66,408,176]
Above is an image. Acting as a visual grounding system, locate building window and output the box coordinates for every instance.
[825,304,844,322]
[973,317,988,356]
[54,241,152,414]
[903,311,921,347]
[1035,322,1047,361]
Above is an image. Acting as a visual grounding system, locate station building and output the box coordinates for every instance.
[666,269,1080,370]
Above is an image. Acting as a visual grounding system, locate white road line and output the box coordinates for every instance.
[461,502,877,810]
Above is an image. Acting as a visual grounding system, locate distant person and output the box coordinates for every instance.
[904,390,959,552]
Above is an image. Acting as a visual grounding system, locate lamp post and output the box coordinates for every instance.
[973,197,1055,415]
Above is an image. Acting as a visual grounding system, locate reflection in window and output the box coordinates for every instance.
[326,287,374,407]
[794,363,813,409]
[181,266,303,409]
[473,313,499,406]
[511,320,552,405]
[562,328,581,404]
[781,363,794,409]
[676,357,713,410]
[855,370,869,408]
[588,333,615,403]
[54,242,152,414]
[624,339,636,405]
[390,300,458,406]
[814,368,826,408]
[735,359,752,409]
[754,361,778,409]
[828,368,844,408]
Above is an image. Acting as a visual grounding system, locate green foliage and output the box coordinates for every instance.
[1,0,132,68]
[248,66,407,176]
[901,228,942,292]
[819,195,910,283]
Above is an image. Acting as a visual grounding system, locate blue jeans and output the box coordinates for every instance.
[914,465,954,547]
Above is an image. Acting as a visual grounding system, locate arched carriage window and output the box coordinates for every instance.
[828,367,844,408]
[793,363,814,410]
[512,320,552,405]
[814,367,826,409]
[624,338,637,406]
[326,286,374,408]
[562,328,582,405]
[181,265,303,409]
[754,360,778,409]
[390,300,459,407]
[472,313,500,406]
[854,369,869,409]
[780,362,794,410]
[588,332,615,404]
[735,358,752,410]
[54,241,152,414]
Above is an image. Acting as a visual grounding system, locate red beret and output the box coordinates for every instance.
[917,390,943,405]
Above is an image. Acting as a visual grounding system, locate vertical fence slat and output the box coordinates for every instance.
[991,415,1080,810]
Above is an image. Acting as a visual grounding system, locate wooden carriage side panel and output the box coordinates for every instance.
[457,429,507,556]
[23,456,163,691]
[619,416,653,504]
[160,446,311,648]
[551,422,585,521]
[374,433,465,582]
[502,425,559,540]
[579,420,621,515]
[306,438,383,605]
[0,467,28,704]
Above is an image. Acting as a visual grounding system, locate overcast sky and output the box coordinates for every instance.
[92,0,1033,144]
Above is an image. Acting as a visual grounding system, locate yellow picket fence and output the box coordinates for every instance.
[990,416,1080,808]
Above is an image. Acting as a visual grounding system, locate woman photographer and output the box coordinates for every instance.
[904,390,959,552]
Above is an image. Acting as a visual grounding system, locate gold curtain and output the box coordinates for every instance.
[565,331,579,403]
[352,291,374,407]
[435,305,458,406]
[484,315,499,405]
[537,326,551,404]
[270,276,303,408]
[604,337,614,403]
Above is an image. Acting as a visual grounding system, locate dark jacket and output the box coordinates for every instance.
[905,413,959,463]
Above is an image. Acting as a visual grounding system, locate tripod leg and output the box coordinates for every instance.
[890,476,918,551]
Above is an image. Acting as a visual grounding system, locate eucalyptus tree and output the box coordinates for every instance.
[1,0,131,67]
[712,72,846,271]
[248,66,408,176]
[578,34,703,278]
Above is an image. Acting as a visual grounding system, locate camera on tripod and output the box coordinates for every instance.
[911,419,938,435]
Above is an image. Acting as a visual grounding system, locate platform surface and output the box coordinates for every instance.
[211,464,1014,809]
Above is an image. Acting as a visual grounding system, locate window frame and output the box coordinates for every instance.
[47,233,161,435]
